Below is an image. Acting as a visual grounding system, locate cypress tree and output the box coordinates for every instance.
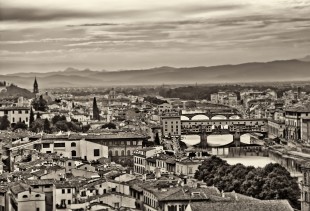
[93,97,100,120]
[29,107,34,125]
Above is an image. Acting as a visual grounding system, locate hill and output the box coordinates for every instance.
[0,84,35,99]
[1,59,310,88]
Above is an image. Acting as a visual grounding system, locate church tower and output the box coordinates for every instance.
[33,77,39,94]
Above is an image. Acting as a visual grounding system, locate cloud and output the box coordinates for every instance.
[0,7,104,22]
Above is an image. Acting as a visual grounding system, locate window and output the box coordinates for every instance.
[42,143,50,148]
[35,194,40,197]
[71,150,76,157]
[26,117,28,122]
[67,189,71,193]
[68,200,71,205]
[18,110,22,114]
[25,110,29,114]
[12,111,14,114]
[54,143,65,147]
[68,162,72,167]
[22,195,28,198]
[36,208,40,211]
[71,142,76,147]
[94,149,100,157]
[19,117,22,122]
[62,189,65,194]
[12,117,15,123]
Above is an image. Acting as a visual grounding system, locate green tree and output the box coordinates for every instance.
[13,121,28,131]
[0,115,10,130]
[93,97,100,120]
[194,156,300,210]
[82,124,91,133]
[154,133,160,145]
[51,115,66,124]
[55,120,69,132]
[101,122,116,129]
[43,119,51,133]
[32,95,48,111]
[30,119,44,133]
[29,107,34,125]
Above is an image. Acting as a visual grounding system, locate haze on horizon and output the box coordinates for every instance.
[0,0,310,74]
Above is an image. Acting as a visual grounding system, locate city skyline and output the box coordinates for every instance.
[1,0,310,74]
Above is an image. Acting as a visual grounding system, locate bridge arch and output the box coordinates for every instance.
[192,115,209,120]
[211,115,227,120]
[181,115,190,120]
[229,115,241,119]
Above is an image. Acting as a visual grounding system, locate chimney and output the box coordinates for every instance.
[221,190,225,198]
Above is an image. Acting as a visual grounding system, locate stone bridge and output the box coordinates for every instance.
[181,113,242,120]
[181,119,268,135]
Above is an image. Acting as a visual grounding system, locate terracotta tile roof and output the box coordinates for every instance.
[188,200,293,211]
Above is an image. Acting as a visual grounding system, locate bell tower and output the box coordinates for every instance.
[33,77,39,94]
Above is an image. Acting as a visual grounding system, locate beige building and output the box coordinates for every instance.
[9,183,46,211]
[161,115,181,137]
[158,103,173,115]
[0,107,30,126]
[302,117,310,143]
[175,159,202,177]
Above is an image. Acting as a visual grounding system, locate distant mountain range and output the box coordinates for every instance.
[1,58,310,89]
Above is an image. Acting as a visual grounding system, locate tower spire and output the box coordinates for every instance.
[33,77,39,94]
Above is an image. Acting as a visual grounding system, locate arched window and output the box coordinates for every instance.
[109,150,113,157]
[127,150,131,156]
[35,194,40,197]
[71,142,76,147]
[22,195,28,198]
[68,162,72,167]
[115,151,118,157]
[121,150,125,156]
[71,150,76,157]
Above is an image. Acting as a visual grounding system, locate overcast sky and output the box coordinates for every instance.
[0,0,310,74]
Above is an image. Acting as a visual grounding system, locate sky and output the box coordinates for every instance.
[0,0,310,74]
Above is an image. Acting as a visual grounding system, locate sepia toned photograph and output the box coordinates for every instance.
[0,0,310,210]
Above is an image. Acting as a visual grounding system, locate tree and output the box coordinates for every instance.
[31,95,48,111]
[55,120,69,132]
[30,119,44,133]
[13,121,28,131]
[194,156,300,210]
[82,124,91,133]
[101,122,116,129]
[0,115,10,130]
[29,108,34,125]
[154,133,160,145]
[93,97,100,120]
[52,115,66,124]
[43,119,51,133]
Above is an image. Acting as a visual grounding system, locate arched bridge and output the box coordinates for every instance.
[181,113,242,121]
